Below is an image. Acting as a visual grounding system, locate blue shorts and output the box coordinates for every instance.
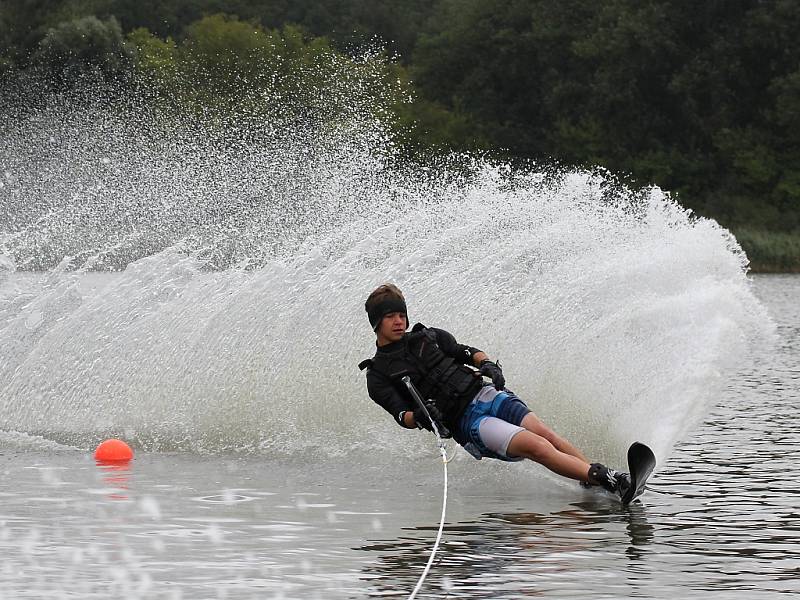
[455,386,531,461]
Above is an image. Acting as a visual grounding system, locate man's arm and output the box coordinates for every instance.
[401,410,418,428]
[366,371,417,428]
[470,350,489,368]
[430,327,504,389]
[429,327,486,366]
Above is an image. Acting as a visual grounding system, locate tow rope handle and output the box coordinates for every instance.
[400,376,450,440]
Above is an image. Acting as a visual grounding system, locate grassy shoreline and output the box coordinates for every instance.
[732,229,800,274]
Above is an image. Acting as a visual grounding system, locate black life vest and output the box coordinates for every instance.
[359,324,483,426]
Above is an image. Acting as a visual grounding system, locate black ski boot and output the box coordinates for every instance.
[587,463,631,498]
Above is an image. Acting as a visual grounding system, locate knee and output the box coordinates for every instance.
[515,433,555,462]
[522,415,559,444]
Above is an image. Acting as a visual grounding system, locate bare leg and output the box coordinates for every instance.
[520,413,589,463]
[506,430,591,482]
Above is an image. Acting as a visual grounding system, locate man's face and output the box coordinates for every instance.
[376,311,407,345]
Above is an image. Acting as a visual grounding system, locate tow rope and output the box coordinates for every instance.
[401,376,450,600]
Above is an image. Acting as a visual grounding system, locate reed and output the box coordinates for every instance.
[734,229,800,273]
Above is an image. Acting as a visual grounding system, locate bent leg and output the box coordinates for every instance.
[506,430,591,482]
[520,413,589,463]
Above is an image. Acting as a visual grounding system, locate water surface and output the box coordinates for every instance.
[1,275,797,599]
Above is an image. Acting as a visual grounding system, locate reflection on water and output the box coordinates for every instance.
[360,502,657,598]
[95,459,132,501]
[361,473,797,599]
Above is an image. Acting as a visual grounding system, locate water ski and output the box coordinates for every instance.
[621,442,656,505]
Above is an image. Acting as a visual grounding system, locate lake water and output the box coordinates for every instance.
[0,274,797,599]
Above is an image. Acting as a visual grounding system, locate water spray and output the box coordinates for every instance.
[0,66,766,460]
[401,375,449,600]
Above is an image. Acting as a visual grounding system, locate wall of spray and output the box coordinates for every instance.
[0,64,770,463]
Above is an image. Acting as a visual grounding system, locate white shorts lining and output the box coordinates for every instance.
[477,416,525,458]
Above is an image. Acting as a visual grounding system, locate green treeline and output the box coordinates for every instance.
[2,0,799,271]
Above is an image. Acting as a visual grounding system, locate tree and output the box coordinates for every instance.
[33,15,134,85]
[411,0,800,232]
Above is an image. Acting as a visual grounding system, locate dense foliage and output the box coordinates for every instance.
[1,0,798,269]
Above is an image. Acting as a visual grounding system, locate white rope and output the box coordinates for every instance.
[407,420,449,600]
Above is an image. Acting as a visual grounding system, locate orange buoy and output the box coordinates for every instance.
[94,438,133,462]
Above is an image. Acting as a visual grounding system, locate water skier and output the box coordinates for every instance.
[359,283,631,498]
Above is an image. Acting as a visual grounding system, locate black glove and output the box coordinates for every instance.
[412,406,432,430]
[479,359,505,390]
[413,403,450,437]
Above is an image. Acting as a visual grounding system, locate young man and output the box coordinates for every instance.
[359,283,630,497]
